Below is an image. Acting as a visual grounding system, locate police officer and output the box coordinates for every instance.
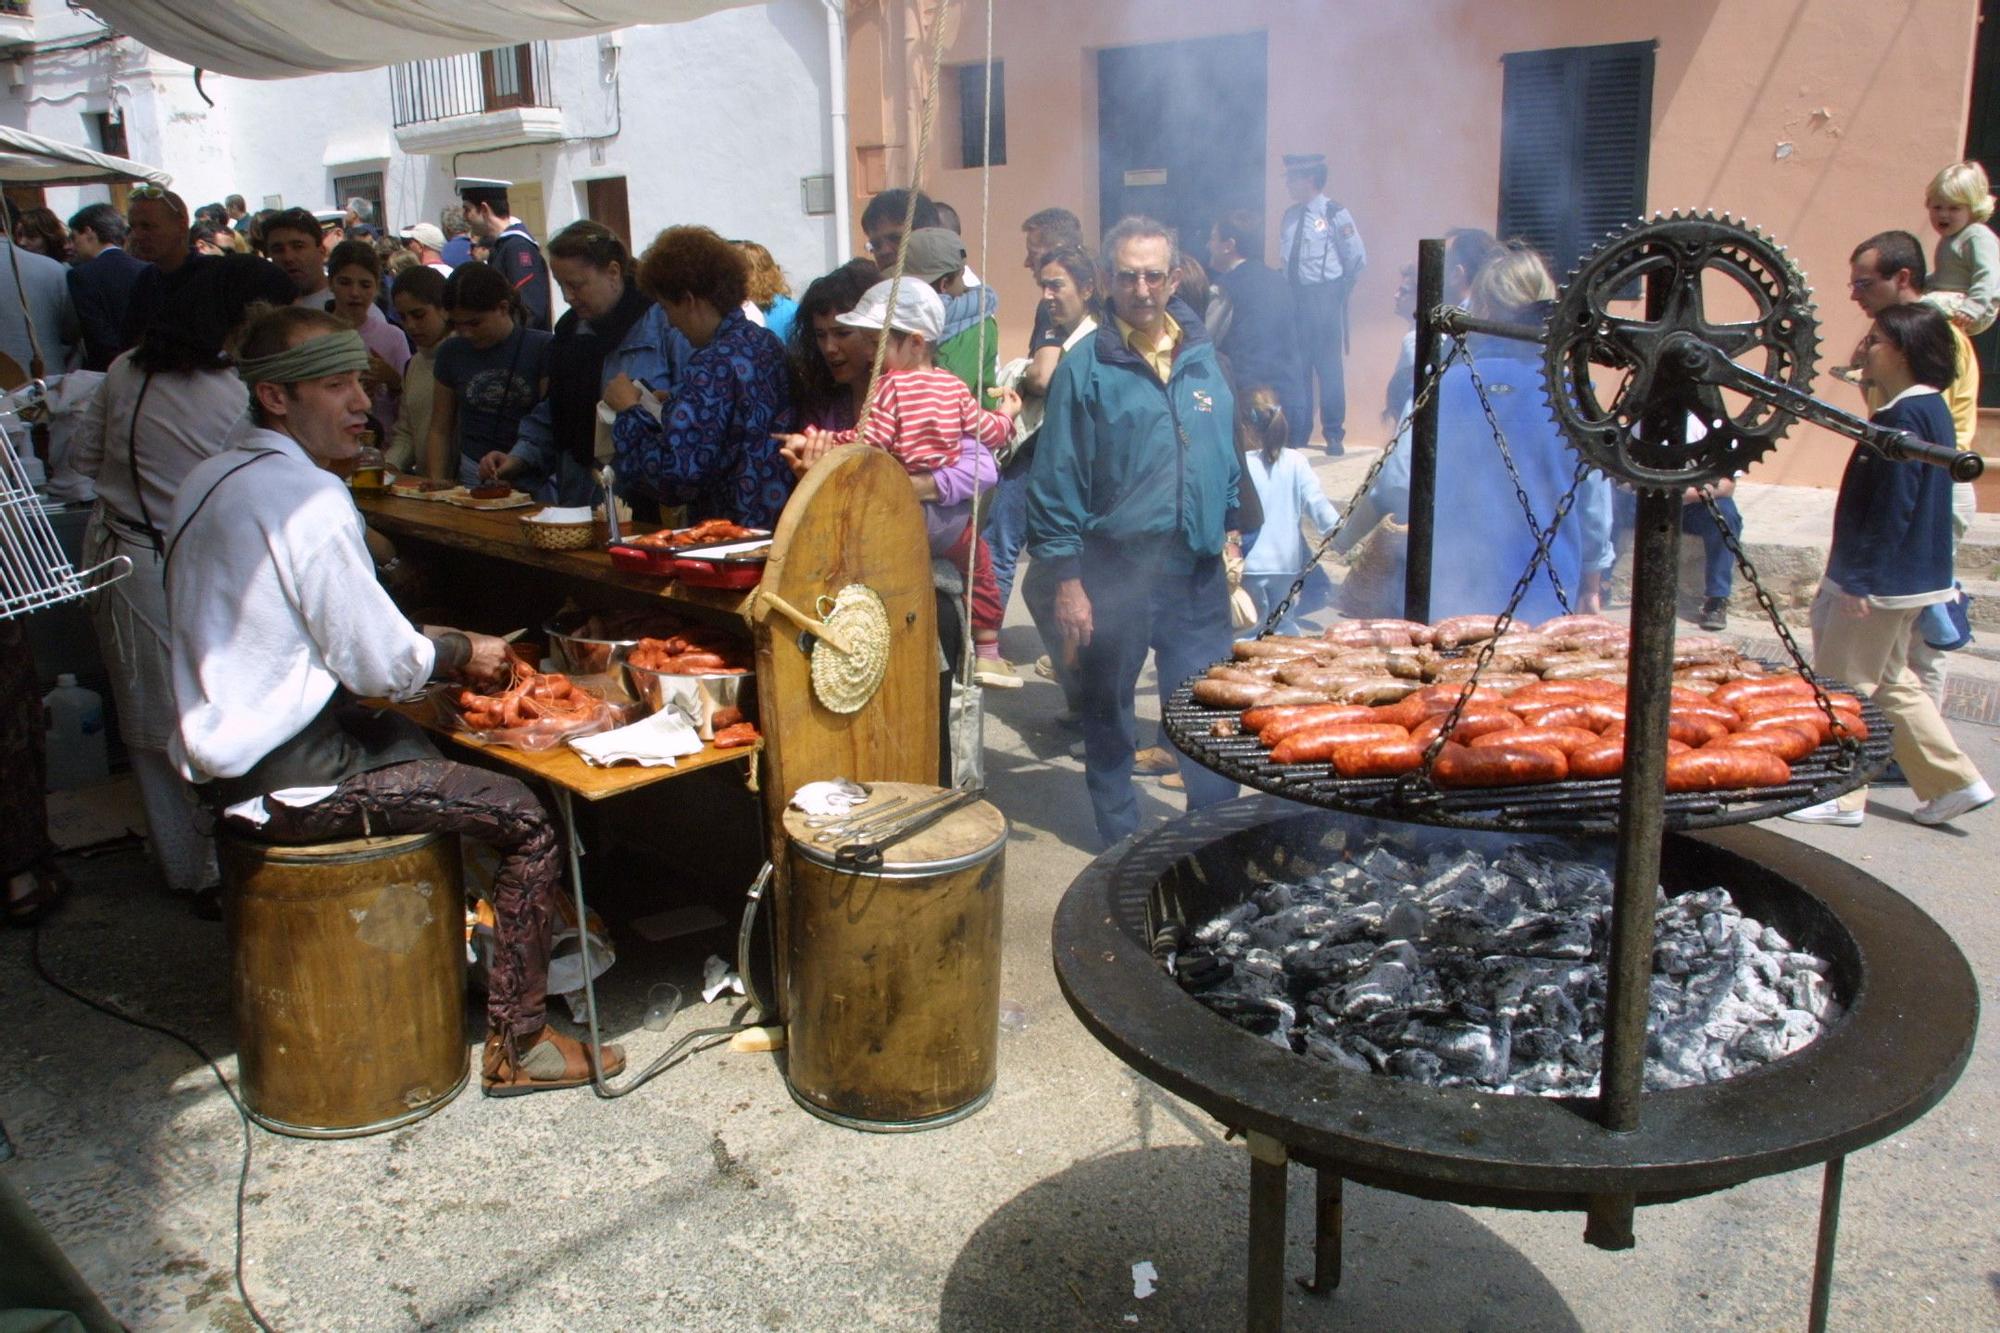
[1279,152,1366,454]
[456,176,552,331]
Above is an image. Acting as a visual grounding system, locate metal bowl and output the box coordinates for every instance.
[623,663,753,739]
[541,612,692,675]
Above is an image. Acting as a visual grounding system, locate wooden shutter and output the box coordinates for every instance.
[1499,41,1655,278]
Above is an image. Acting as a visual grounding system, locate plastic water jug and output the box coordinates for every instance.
[43,673,109,790]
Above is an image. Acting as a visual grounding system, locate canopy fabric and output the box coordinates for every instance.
[0,124,170,185]
[79,0,759,80]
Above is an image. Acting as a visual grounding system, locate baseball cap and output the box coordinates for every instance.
[401,222,446,250]
[838,278,946,341]
[899,227,967,282]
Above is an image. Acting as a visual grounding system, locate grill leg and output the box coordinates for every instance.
[1807,1156,1845,1333]
[1296,1169,1343,1295]
[1246,1131,1288,1333]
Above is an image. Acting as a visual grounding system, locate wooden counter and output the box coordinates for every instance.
[352,490,749,617]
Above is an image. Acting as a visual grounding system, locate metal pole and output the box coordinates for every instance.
[1296,1169,1343,1295]
[1807,1157,1846,1333]
[1404,239,1445,623]
[1246,1131,1289,1333]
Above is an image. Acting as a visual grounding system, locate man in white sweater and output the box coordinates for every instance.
[164,306,624,1096]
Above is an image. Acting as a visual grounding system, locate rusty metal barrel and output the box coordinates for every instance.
[221,830,467,1137]
[782,783,1007,1131]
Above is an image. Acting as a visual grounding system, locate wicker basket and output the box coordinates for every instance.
[522,514,597,550]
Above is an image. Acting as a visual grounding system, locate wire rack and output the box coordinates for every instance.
[0,390,127,620]
[1162,669,1891,834]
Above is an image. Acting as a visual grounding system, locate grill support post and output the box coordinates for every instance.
[1808,1156,1846,1333]
[1298,1168,1344,1294]
[1246,1131,1289,1332]
[1404,238,1446,623]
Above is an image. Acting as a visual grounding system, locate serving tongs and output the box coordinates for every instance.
[831,784,986,868]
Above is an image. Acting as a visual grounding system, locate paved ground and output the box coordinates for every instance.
[5,462,1999,1330]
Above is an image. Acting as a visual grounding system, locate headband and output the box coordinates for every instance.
[236,328,369,388]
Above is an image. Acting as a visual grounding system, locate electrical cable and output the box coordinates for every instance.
[28,918,278,1333]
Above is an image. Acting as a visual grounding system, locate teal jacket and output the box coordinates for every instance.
[1025,297,1241,581]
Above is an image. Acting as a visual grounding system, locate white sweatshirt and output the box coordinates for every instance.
[164,420,436,782]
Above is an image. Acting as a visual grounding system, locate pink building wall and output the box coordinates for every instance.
[847,0,1982,488]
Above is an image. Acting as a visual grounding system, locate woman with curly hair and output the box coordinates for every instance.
[11,205,70,263]
[787,258,880,429]
[612,225,794,527]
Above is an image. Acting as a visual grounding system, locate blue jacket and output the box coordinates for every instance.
[1826,391,1956,598]
[1026,297,1241,580]
[1213,260,1302,400]
[67,245,146,372]
[612,308,795,528]
[510,304,692,506]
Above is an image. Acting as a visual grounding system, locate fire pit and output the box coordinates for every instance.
[1052,796,1977,1328]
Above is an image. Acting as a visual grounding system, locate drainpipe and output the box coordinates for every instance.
[822,0,852,263]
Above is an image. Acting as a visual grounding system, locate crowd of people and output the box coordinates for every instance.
[0,149,1992,1082]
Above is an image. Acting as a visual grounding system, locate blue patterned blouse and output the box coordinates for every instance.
[612,307,796,527]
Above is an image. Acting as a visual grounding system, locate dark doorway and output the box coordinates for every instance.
[585,176,632,254]
[1964,0,2000,405]
[1097,31,1268,270]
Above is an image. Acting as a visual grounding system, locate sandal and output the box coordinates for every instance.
[4,863,67,928]
[481,1026,625,1097]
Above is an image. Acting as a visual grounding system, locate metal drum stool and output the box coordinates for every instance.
[221,830,467,1137]
[782,783,1007,1131]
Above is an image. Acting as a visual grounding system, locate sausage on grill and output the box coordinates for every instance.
[1666,748,1791,791]
[1271,722,1413,766]
[1433,741,1569,788]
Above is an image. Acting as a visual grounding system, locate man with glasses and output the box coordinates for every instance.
[1026,216,1243,848]
[860,187,942,271]
[1845,229,1980,710]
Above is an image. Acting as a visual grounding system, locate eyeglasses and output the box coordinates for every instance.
[1847,276,1883,292]
[1113,269,1170,290]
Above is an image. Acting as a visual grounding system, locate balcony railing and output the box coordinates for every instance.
[390,42,555,128]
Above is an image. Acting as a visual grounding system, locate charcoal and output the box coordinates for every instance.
[1176,838,1838,1097]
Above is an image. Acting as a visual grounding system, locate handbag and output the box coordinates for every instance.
[1920,582,1974,651]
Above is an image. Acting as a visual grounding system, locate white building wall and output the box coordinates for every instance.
[0,0,841,297]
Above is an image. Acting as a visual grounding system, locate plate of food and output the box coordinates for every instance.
[441,484,535,511]
[388,475,455,500]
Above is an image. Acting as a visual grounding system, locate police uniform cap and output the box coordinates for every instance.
[454,176,513,194]
[1282,153,1326,173]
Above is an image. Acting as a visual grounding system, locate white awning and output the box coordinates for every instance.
[0,124,170,185]
[79,0,759,80]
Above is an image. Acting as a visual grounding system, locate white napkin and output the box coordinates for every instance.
[527,506,592,524]
[790,779,870,817]
[567,710,703,767]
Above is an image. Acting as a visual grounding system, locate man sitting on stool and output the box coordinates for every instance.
[164,305,624,1097]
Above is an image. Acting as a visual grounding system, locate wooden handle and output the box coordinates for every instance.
[755,590,854,657]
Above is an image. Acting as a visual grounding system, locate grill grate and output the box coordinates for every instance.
[1163,668,1891,834]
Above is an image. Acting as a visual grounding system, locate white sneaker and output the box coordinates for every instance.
[1783,799,1864,827]
[1912,779,1996,826]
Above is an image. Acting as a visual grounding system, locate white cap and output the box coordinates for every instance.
[454,176,512,193]
[400,222,446,250]
[313,209,344,226]
[837,278,946,341]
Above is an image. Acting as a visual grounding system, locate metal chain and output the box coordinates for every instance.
[1256,339,1465,635]
[1393,455,1596,807]
[1698,488,1862,772]
[1460,339,1572,613]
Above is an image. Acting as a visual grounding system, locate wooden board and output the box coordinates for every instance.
[753,444,938,803]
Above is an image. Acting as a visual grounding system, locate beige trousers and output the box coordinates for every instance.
[1811,582,1984,811]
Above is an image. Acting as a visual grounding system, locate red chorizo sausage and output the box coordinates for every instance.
[1746,706,1867,743]
[1327,738,1426,778]
[1411,709,1525,747]
[1735,691,1861,722]
[1712,675,1814,709]
[1241,702,1377,734]
[1668,714,1733,748]
[1433,741,1568,788]
[1569,736,1694,779]
[1469,725,1601,755]
[1666,748,1791,791]
[1257,705,1381,744]
[1515,700,1625,733]
[1271,722,1413,766]
[1707,725,1818,762]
